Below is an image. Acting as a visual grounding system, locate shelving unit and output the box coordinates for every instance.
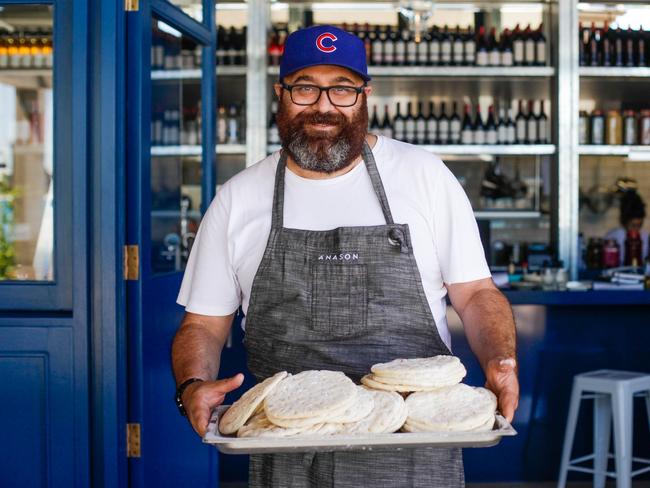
[267,66,555,78]
[151,144,247,156]
[220,0,641,276]
[151,66,247,80]
[578,145,650,157]
[267,144,556,156]
[579,67,650,78]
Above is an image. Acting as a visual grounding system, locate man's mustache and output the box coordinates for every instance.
[295,111,346,127]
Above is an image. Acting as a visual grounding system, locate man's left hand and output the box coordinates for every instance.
[484,357,519,423]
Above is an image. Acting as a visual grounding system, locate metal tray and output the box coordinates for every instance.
[203,405,517,454]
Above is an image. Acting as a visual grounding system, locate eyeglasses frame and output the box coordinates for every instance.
[280,82,367,107]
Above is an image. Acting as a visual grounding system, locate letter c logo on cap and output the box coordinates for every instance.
[316,32,337,53]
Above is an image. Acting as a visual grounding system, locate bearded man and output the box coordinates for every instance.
[172,25,519,487]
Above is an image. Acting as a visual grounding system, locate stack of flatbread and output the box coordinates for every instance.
[403,384,497,432]
[218,355,498,438]
[361,356,467,392]
[360,356,497,433]
[219,370,408,438]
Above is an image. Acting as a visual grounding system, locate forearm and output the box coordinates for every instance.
[171,316,232,385]
[459,288,516,371]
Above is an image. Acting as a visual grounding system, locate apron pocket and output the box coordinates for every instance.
[311,263,368,338]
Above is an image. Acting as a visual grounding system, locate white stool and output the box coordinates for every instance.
[557,370,650,488]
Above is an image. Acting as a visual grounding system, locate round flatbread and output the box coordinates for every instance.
[371,356,466,380]
[265,386,374,427]
[218,371,288,435]
[336,389,407,434]
[264,370,356,420]
[361,374,452,392]
[405,384,497,432]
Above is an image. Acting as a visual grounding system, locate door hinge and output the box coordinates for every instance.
[124,0,139,12]
[127,423,141,458]
[124,245,140,281]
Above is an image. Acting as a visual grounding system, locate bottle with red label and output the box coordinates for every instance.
[602,239,620,268]
[624,229,643,267]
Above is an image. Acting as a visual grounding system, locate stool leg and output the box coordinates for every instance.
[646,391,650,433]
[612,386,633,488]
[557,382,582,488]
[593,394,612,488]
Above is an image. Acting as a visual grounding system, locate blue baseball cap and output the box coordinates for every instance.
[279,25,371,82]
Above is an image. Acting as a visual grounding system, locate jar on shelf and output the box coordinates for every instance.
[623,110,637,145]
[640,110,650,145]
[586,237,604,269]
[602,238,620,268]
[606,110,622,145]
[579,110,590,145]
[590,109,605,145]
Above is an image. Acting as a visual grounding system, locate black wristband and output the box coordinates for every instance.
[175,377,204,417]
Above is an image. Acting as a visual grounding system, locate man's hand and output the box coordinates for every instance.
[484,358,519,423]
[182,373,245,437]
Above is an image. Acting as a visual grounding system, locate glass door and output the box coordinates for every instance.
[0,2,74,310]
[125,1,217,486]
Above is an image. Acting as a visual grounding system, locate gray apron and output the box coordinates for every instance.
[243,143,465,487]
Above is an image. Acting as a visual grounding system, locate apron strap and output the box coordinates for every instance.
[271,140,395,229]
[271,151,288,229]
[361,141,394,225]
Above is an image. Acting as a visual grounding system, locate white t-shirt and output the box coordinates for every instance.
[177,136,491,348]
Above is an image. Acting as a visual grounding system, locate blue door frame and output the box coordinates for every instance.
[125,1,218,486]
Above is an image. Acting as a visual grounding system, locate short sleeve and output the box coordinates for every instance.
[432,163,491,285]
[176,191,241,316]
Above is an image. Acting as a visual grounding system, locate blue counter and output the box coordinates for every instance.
[503,290,650,306]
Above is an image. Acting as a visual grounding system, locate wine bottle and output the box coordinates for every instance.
[461,104,473,145]
[473,104,485,144]
[415,101,427,145]
[393,102,405,140]
[450,101,462,144]
[506,107,517,145]
[268,101,280,145]
[476,26,488,67]
[535,23,546,66]
[488,27,500,66]
[371,26,384,66]
[405,101,416,143]
[438,101,450,144]
[537,100,549,144]
[578,22,587,66]
[426,101,438,145]
[395,28,406,66]
[513,24,525,66]
[589,23,601,67]
[381,104,394,139]
[524,24,535,66]
[417,30,429,66]
[526,100,538,144]
[441,25,452,65]
[515,100,527,144]
[638,25,646,67]
[453,26,464,65]
[464,25,476,65]
[625,27,636,67]
[486,105,498,144]
[614,26,624,67]
[602,21,612,67]
[370,104,381,132]
[428,26,441,65]
[501,28,513,67]
[384,26,396,66]
[497,107,507,144]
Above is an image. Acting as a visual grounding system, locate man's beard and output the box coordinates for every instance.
[277,95,369,174]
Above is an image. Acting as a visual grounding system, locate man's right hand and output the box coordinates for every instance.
[182,373,245,437]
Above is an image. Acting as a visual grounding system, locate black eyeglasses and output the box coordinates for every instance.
[281,82,366,107]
